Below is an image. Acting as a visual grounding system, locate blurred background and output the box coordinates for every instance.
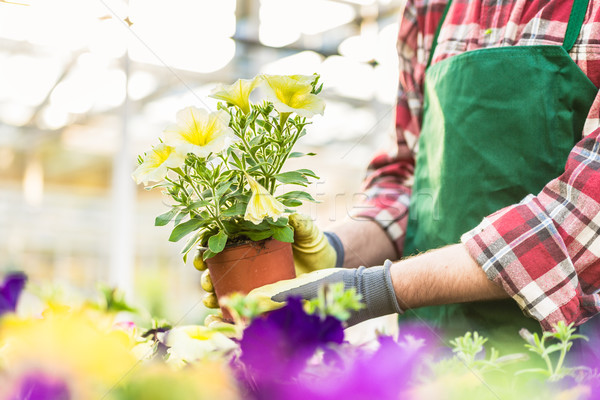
[0,0,403,324]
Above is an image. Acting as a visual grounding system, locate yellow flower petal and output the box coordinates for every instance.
[0,310,136,397]
[132,143,183,185]
[261,74,325,118]
[209,77,260,114]
[166,325,236,367]
[244,174,286,224]
[163,107,234,158]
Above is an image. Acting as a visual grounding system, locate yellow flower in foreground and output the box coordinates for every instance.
[209,77,260,114]
[166,325,236,368]
[163,107,234,158]
[132,143,184,185]
[0,310,136,399]
[113,362,239,400]
[244,174,286,225]
[261,74,325,118]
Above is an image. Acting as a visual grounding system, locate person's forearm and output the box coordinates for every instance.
[328,217,398,268]
[390,243,508,309]
[328,219,508,310]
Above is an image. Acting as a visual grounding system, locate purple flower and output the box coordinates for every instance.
[0,272,27,317]
[8,372,70,400]
[292,335,427,400]
[252,324,435,400]
[397,321,450,361]
[238,297,344,383]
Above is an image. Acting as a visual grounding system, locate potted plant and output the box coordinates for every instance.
[133,73,325,320]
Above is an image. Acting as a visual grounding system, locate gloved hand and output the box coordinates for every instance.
[247,260,403,327]
[193,248,219,309]
[290,213,343,274]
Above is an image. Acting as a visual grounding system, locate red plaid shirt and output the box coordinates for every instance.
[353,0,600,331]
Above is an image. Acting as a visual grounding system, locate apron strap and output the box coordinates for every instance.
[563,0,590,52]
[426,0,453,68]
[427,0,590,68]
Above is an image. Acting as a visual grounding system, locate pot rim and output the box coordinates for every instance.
[203,238,292,263]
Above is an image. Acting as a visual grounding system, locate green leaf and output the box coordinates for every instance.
[272,225,293,242]
[144,181,171,191]
[155,208,179,226]
[203,249,217,260]
[542,343,563,356]
[216,181,233,197]
[230,151,243,169]
[241,230,273,241]
[208,231,228,253]
[295,168,319,179]
[169,218,204,242]
[255,119,274,132]
[246,165,259,174]
[281,198,302,207]
[219,293,267,322]
[304,283,363,321]
[187,200,210,210]
[274,171,309,185]
[514,368,551,376]
[245,161,271,173]
[270,217,289,227]
[238,219,270,231]
[278,191,316,202]
[289,151,316,158]
[222,203,247,217]
[174,211,187,226]
[249,135,266,147]
[181,230,202,256]
[98,284,138,313]
[220,170,237,181]
[246,156,257,167]
[569,334,589,341]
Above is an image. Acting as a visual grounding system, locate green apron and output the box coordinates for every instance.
[403,0,597,345]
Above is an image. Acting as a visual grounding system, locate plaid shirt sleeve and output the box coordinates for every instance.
[462,130,600,331]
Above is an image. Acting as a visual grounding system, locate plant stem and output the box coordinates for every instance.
[211,188,228,234]
[277,127,301,174]
[542,354,554,377]
[270,128,301,194]
[183,168,228,235]
[168,175,192,204]
[238,124,270,179]
[553,344,568,378]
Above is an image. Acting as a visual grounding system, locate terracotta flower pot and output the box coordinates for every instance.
[205,238,295,321]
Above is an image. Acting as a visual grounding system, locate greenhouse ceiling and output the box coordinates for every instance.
[0,0,402,197]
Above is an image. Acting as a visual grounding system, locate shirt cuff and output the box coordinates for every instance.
[324,231,345,268]
[350,187,411,258]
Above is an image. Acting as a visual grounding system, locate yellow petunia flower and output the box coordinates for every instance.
[260,74,325,118]
[163,107,234,158]
[209,77,260,114]
[244,174,286,225]
[0,309,136,399]
[166,325,236,368]
[132,143,184,185]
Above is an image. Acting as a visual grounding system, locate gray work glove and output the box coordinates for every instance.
[247,260,403,326]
